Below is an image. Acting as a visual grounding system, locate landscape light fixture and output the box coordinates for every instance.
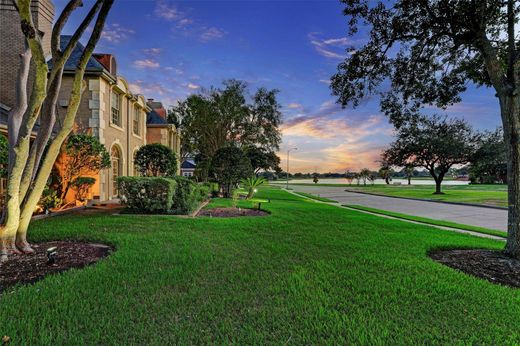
[47,247,57,265]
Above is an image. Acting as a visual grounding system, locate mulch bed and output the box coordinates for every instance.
[197,207,269,218]
[0,241,113,293]
[429,249,520,288]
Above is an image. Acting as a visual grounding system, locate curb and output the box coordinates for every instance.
[343,189,508,211]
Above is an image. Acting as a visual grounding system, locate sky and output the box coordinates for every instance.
[55,0,502,173]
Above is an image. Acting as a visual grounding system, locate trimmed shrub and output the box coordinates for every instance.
[134,144,177,177]
[171,177,209,214]
[117,177,176,214]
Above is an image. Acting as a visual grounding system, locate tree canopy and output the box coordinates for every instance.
[470,128,508,184]
[331,0,520,258]
[383,115,478,193]
[244,146,281,174]
[134,144,178,177]
[210,146,253,198]
[60,134,110,199]
[169,79,282,179]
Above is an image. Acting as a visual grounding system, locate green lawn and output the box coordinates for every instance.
[286,183,508,207]
[1,187,519,344]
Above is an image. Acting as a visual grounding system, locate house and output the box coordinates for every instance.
[181,160,196,177]
[146,99,182,174]
[0,0,181,205]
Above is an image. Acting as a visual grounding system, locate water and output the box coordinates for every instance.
[270,178,470,186]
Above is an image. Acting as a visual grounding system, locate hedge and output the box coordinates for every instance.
[117,176,209,215]
[117,177,176,214]
[171,176,209,214]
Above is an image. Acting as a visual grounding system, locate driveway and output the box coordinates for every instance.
[286,184,508,231]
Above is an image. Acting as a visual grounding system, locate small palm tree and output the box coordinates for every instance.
[241,176,266,199]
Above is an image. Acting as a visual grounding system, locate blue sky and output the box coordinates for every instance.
[56,0,502,172]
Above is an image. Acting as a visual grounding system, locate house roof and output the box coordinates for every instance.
[50,35,109,74]
[181,160,196,169]
[146,109,168,125]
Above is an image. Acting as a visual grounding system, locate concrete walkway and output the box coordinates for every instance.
[287,184,508,232]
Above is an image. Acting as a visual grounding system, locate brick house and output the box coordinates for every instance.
[0,0,181,204]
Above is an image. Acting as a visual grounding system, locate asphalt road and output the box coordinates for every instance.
[287,184,508,231]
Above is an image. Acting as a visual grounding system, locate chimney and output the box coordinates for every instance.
[146,99,167,120]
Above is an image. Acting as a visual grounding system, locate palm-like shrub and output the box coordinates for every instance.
[241,176,266,199]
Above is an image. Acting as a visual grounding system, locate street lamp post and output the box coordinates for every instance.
[286,147,297,189]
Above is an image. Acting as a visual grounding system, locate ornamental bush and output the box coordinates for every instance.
[171,176,209,214]
[134,144,178,177]
[117,177,177,214]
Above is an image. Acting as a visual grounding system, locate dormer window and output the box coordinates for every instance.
[111,90,121,126]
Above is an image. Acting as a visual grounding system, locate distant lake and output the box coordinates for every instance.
[270,178,470,186]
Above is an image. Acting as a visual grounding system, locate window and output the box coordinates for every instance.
[111,146,122,197]
[133,105,140,135]
[111,91,121,126]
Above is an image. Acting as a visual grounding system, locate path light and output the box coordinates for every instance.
[47,247,57,265]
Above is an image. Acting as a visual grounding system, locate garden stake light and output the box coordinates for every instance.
[47,247,58,266]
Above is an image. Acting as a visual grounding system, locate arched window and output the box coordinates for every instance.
[111,145,122,197]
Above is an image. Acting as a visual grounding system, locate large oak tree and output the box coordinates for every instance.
[383,115,478,194]
[331,0,520,258]
[169,79,282,180]
[1,0,113,262]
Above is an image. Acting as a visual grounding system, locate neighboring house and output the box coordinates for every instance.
[181,160,196,177]
[0,1,182,205]
[146,99,182,175]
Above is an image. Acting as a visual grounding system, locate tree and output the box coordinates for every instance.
[330,0,520,257]
[382,115,477,194]
[59,134,110,200]
[313,173,319,184]
[241,176,266,199]
[1,0,113,261]
[244,146,281,174]
[404,164,415,185]
[70,176,96,203]
[134,144,178,177]
[211,146,253,198]
[170,80,282,180]
[359,168,371,186]
[378,164,393,184]
[345,170,355,185]
[470,128,508,184]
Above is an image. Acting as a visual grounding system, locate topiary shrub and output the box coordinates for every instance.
[134,144,178,177]
[171,177,209,214]
[117,177,177,214]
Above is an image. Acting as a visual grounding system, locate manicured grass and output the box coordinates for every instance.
[1,187,519,344]
[292,191,338,203]
[345,204,506,238]
[284,183,507,207]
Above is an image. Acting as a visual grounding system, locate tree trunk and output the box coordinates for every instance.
[408,177,411,185]
[502,94,520,258]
